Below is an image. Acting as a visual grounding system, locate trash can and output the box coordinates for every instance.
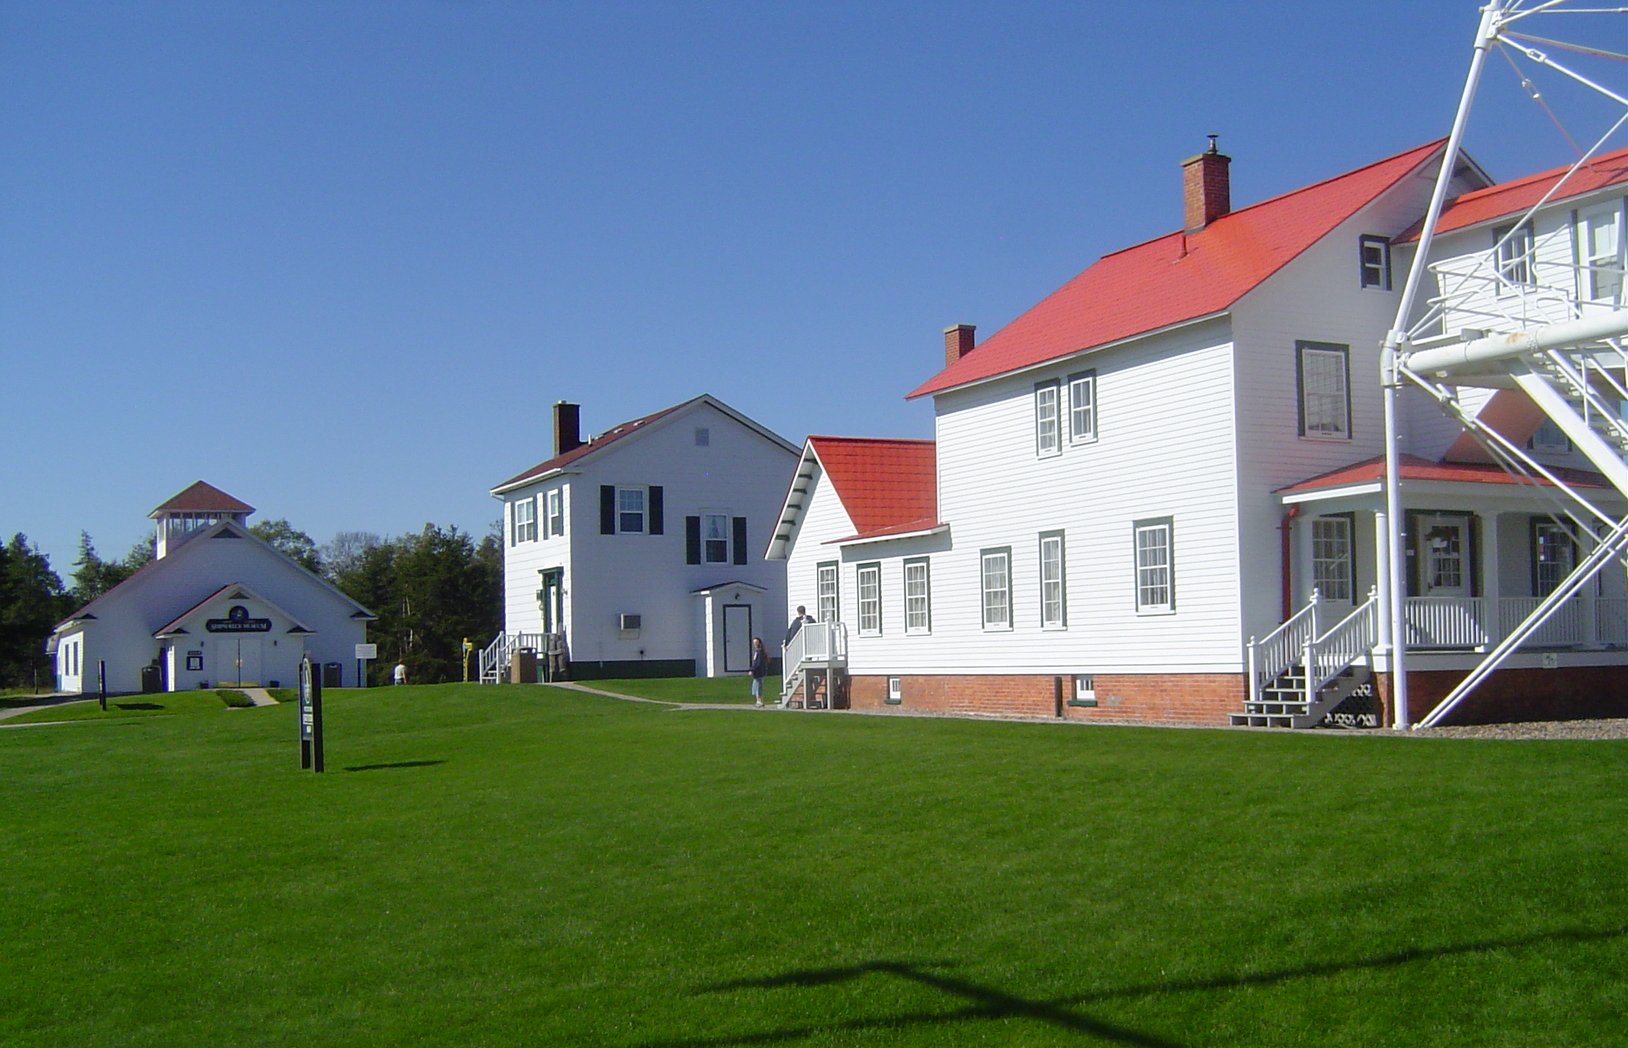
[323,662,343,688]
[140,664,162,694]
[510,647,538,684]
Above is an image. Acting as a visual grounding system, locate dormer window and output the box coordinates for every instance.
[1359,235,1392,290]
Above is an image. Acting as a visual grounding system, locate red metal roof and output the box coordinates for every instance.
[149,481,254,518]
[1277,454,1608,495]
[1396,145,1628,243]
[492,398,696,491]
[908,140,1448,399]
[808,436,937,538]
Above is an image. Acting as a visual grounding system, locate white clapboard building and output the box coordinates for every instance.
[50,482,375,694]
[771,141,1628,727]
[484,394,799,681]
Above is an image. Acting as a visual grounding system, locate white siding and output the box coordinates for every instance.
[501,480,571,635]
[880,320,1243,676]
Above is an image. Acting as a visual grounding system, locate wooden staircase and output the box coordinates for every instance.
[1231,665,1372,729]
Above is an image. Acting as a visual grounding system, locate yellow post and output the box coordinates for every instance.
[462,637,474,683]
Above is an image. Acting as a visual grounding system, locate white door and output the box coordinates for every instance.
[1414,515,1481,647]
[1419,515,1470,597]
[214,636,264,686]
[722,604,752,673]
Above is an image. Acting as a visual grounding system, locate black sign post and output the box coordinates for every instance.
[98,660,107,712]
[297,656,325,772]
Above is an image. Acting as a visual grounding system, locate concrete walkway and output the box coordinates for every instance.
[550,680,797,712]
[240,688,278,707]
[0,694,91,722]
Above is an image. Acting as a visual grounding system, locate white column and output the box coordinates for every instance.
[1290,511,1309,607]
[1373,507,1392,660]
[1480,511,1502,645]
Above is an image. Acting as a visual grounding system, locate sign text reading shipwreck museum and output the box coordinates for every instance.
[206,604,273,633]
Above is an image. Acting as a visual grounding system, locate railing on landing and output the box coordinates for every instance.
[781,621,847,703]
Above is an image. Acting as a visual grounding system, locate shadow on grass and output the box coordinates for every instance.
[645,925,1626,1047]
[113,702,164,711]
[342,760,446,773]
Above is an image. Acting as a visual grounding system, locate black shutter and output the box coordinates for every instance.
[649,486,664,535]
[732,516,748,565]
[686,516,701,565]
[600,485,615,535]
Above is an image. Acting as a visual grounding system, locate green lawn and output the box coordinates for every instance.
[587,674,782,704]
[1,684,1623,1046]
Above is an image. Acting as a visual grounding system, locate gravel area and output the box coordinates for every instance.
[1403,718,1628,740]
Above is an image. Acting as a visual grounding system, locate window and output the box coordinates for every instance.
[694,426,710,446]
[904,558,931,634]
[981,548,1011,630]
[1359,235,1392,290]
[857,563,881,636]
[1134,518,1174,613]
[1039,531,1066,629]
[1297,341,1351,439]
[1533,521,1576,597]
[703,514,729,563]
[618,487,646,534]
[816,562,839,625]
[1311,516,1354,603]
[546,489,564,537]
[1035,380,1061,457]
[1494,222,1534,290]
[1529,419,1570,453]
[1068,370,1097,443]
[886,676,902,705]
[512,498,537,544]
[1579,202,1624,303]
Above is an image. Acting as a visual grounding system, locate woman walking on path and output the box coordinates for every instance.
[749,637,768,706]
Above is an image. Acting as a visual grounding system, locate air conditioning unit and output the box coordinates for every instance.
[619,613,642,631]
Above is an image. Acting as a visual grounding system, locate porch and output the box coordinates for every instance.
[1247,456,1628,726]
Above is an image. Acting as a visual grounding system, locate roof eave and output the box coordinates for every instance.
[906,310,1231,400]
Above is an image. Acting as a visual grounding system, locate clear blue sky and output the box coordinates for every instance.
[2,1,1618,576]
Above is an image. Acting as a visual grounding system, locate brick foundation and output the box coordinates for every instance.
[1374,665,1628,726]
[848,673,1245,726]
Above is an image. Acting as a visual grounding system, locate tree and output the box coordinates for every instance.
[319,530,382,582]
[250,518,323,574]
[69,531,153,605]
[330,524,501,685]
[0,534,72,689]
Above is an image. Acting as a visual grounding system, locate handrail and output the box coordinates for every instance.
[1309,590,1380,692]
[1247,591,1319,699]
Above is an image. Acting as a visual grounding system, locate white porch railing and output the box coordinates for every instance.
[478,632,548,684]
[1405,596,1628,650]
[781,621,847,705]
[1309,593,1381,693]
[1246,593,1320,701]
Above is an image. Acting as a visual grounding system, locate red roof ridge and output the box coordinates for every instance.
[908,138,1449,399]
[1396,143,1628,242]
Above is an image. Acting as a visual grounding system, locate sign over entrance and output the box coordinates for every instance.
[207,604,272,633]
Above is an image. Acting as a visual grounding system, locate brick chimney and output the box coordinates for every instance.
[1181,135,1231,232]
[553,401,582,456]
[944,324,975,367]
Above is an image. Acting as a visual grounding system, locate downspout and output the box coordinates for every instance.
[1281,505,1301,621]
